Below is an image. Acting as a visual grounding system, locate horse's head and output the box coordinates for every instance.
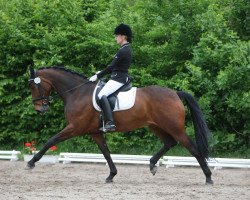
[28,67,53,114]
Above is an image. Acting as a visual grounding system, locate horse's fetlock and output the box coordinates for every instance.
[150,159,157,166]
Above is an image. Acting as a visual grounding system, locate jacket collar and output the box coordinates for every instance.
[120,42,130,49]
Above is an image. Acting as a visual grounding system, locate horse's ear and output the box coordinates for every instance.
[29,66,35,78]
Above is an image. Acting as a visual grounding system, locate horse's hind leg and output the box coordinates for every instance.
[175,134,213,184]
[149,125,177,175]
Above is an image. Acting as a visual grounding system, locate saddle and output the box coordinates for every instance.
[92,78,137,112]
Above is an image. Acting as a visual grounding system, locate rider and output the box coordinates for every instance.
[89,23,132,132]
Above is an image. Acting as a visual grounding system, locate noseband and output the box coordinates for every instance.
[28,77,53,106]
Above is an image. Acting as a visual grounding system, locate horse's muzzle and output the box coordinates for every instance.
[35,104,49,114]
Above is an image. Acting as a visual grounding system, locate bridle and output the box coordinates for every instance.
[28,77,53,106]
[29,74,91,107]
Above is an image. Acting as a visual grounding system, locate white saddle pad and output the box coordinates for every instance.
[92,84,137,112]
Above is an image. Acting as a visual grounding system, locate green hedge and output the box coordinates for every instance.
[0,0,249,157]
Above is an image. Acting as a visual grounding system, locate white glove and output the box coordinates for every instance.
[89,74,98,82]
[89,71,101,82]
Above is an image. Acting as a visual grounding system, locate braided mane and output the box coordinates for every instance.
[38,66,88,79]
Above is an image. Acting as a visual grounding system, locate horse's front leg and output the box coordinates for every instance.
[26,125,75,169]
[91,133,117,183]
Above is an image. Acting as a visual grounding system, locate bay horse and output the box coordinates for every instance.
[27,66,213,184]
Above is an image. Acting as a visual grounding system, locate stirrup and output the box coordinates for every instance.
[99,121,116,132]
[105,122,116,131]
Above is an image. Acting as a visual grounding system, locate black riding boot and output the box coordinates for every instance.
[99,96,116,132]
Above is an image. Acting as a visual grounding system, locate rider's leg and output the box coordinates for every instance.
[98,80,123,132]
[99,95,116,131]
[98,80,124,98]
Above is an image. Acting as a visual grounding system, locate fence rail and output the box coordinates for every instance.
[0,150,21,161]
[161,156,250,170]
[58,153,249,169]
[58,153,161,166]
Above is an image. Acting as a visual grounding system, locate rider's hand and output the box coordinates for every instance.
[89,71,101,82]
[89,74,98,82]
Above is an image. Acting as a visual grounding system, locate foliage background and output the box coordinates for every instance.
[0,0,249,157]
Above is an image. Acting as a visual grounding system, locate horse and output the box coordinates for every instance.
[27,66,213,184]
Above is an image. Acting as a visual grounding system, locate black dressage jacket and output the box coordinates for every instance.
[97,43,132,84]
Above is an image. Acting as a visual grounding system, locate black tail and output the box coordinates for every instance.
[177,91,210,159]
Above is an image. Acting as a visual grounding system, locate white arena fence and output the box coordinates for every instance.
[1,151,249,170]
[58,153,250,170]
[162,156,250,170]
[0,150,21,161]
[58,153,161,166]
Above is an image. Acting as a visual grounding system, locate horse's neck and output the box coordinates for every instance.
[41,70,88,99]
[51,77,94,105]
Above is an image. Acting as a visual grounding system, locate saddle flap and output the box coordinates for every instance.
[92,81,137,112]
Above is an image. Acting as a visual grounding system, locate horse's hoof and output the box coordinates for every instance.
[206,179,214,185]
[25,163,35,170]
[105,178,113,183]
[150,166,157,176]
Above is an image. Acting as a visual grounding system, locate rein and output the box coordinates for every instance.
[50,80,92,102]
[57,80,91,96]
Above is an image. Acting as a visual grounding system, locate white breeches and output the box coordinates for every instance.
[98,80,124,99]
